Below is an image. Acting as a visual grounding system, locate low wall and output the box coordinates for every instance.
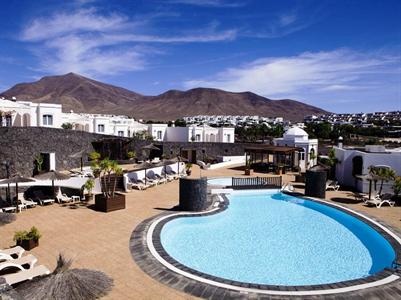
[0,127,113,178]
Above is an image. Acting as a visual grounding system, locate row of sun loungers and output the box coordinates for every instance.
[127,169,187,191]
[0,246,50,286]
[353,192,396,208]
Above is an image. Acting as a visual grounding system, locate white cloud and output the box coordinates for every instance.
[183,49,401,101]
[21,7,236,77]
[166,0,246,7]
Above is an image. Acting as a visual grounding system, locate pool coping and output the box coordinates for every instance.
[130,191,401,299]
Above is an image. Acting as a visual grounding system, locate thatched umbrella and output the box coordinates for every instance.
[141,143,160,161]
[0,176,35,209]
[0,212,16,226]
[69,150,86,171]
[35,171,70,199]
[16,254,113,300]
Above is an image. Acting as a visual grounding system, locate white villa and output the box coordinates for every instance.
[0,97,235,142]
[148,124,235,143]
[0,98,147,137]
[274,126,318,172]
[334,144,401,193]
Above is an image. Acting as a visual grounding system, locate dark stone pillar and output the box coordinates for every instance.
[179,177,208,211]
[305,169,327,199]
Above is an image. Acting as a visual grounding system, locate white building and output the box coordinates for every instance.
[334,145,401,193]
[149,124,235,143]
[274,126,318,172]
[0,98,147,137]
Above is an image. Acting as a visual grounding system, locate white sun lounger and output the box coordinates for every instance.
[0,254,37,272]
[0,246,25,261]
[1,265,50,285]
[326,180,340,191]
[281,183,295,193]
[364,194,395,208]
[18,193,37,208]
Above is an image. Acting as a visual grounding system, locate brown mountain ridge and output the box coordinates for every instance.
[1,73,327,121]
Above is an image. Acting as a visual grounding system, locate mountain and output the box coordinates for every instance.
[1,73,327,121]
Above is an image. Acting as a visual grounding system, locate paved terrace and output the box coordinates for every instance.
[1,164,400,299]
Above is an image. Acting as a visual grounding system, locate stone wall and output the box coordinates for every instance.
[0,127,118,178]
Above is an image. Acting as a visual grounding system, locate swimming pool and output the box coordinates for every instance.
[160,190,396,286]
[207,177,232,186]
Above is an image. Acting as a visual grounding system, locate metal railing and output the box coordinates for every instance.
[231,176,282,190]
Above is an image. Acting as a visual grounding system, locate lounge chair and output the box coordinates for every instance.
[197,160,211,170]
[151,157,160,164]
[0,254,38,272]
[129,179,149,190]
[326,180,340,191]
[281,183,295,193]
[32,191,55,206]
[1,265,50,285]
[18,193,37,208]
[0,246,25,261]
[147,173,166,185]
[364,194,395,208]
[55,189,73,204]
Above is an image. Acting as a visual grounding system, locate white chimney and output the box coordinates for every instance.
[338,136,343,149]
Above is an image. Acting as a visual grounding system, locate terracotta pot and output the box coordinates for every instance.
[17,239,39,251]
[245,168,253,176]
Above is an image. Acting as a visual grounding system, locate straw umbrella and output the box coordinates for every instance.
[69,150,86,171]
[35,171,70,199]
[141,143,160,161]
[16,254,113,300]
[0,212,16,226]
[0,176,35,209]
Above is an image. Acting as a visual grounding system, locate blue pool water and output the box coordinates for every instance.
[160,190,396,286]
[207,177,232,186]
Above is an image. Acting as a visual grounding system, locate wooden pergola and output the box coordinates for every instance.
[245,145,302,173]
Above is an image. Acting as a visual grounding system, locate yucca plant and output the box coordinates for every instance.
[98,158,123,199]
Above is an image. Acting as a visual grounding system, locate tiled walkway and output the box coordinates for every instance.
[1,164,400,299]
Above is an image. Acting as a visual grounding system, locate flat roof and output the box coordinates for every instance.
[245,145,302,153]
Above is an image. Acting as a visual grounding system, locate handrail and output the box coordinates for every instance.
[231,176,282,189]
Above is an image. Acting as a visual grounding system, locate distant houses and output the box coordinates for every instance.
[0,97,236,143]
[305,111,401,126]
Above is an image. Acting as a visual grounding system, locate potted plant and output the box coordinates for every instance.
[127,151,136,161]
[83,178,95,202]
[94,158,125,212]
[35,154,44,174]
[186,163,193,176]
[13,226,41,250]
[244,159,253,176]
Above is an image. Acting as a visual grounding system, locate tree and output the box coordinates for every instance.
[174,119,187,127]
[369,166,396,195]
[98,158,123,199]
[61,123,73,129]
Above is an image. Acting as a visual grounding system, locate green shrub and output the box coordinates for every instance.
[13,226,42,242]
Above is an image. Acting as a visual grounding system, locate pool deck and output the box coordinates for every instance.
[1,164,401,299]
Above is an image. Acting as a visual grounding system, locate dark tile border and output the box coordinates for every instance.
[130,192,401,299]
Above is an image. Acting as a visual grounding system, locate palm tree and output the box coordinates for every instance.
[369,166,396,195]
[99,158,122,199]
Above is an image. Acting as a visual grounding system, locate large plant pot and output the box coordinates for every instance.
[17,239,39,251]
[85,194,94,202]
[95,193,126,212]
[244,168,253,176]
[186,169,192,176]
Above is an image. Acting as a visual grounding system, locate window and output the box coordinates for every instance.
[127,130,131,137]
[226,134,231,142]
[0,115,12,127]
[157,130,163,140]
[118,131,124,137]
[298,149,305,161]
[97,124,105,133]
[195,134,201,141]
[42,115,53,126]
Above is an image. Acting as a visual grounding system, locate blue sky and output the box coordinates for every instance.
[0,0,400,113]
